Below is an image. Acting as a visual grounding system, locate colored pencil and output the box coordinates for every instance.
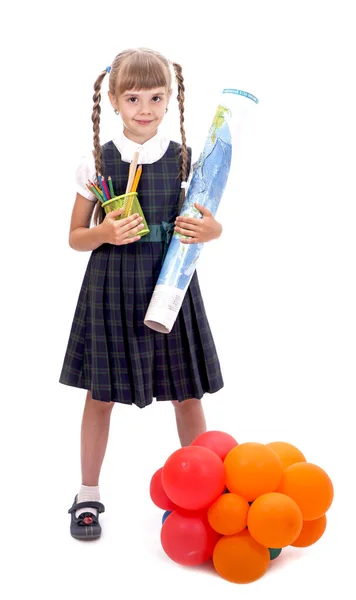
[130,164,142,193]
[101,176,111,200]
[108,176,115,198]
[89,180,104,198]
[87,183,104,202]
[125,151,139,194]
[98,175,108,201]
[123,165,142,217]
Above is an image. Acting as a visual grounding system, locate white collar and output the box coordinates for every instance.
[112,129,170,164]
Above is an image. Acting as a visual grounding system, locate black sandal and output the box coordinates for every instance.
[68,495,105,540]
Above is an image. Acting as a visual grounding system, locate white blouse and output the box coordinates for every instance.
[75,130,197,201]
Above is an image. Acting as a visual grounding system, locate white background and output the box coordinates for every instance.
[1,0,355,598]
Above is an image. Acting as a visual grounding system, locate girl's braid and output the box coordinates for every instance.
[172,62,189,211]
[91,70,108,225]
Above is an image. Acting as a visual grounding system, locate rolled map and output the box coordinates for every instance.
[144,88,259,333]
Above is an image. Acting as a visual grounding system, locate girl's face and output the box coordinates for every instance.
[110,87,172,144]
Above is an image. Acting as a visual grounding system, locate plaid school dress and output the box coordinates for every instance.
[59,140,224,408]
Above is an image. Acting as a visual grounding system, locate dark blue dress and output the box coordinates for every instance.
[59,141,224,408]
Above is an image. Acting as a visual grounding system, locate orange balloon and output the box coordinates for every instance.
[207,493,250,535]
[213,529,270,584]
[247,492,303,548]
[277,462,334,520]
[266,441,306,469]
[224,442,283,501]
[291,514,327,547]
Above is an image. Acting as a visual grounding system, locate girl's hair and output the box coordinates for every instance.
[91,47,188,226]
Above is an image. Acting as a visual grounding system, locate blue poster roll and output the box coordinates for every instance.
[144,89,258,333]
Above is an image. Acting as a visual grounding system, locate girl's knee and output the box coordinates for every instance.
[86,391,115,412]
[171,398,200,411]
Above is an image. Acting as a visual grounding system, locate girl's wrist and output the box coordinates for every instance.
[95,222,107,244]
[70,223,107,251]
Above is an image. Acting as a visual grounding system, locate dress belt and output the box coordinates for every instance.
[138,221,175,260]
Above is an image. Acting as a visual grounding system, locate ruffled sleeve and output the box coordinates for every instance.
[75,151,97,201]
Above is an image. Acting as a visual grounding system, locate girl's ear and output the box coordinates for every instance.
[108,91,118,111]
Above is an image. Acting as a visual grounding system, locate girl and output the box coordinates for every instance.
[60,47,224,540]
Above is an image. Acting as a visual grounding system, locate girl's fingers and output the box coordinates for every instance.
[175,221,198,231]
[180,237,199,244]
[115,223,144,245]
[122,235,141,244]
[116,213,140,226]
[175,226,194,237]
[120,216,143,233]
[132,223,145,235]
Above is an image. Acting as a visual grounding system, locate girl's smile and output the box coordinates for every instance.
[135,119,154,125]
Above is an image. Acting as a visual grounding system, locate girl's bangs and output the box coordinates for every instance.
[117,53,170,94]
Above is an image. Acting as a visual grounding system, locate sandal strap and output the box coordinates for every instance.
[76,511,100,526]
[68,500,105,514]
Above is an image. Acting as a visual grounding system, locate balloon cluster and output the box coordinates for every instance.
[149,431,334,584]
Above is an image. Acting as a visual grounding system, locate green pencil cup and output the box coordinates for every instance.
[102,192,150,238]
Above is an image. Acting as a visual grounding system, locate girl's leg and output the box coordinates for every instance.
[172,398,207,447]
[75,390,115,518]
[80,390,115,486]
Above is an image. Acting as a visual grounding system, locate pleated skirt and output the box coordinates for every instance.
[59,241,224,408]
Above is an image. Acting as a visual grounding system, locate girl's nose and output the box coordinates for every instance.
[139,103,152,115]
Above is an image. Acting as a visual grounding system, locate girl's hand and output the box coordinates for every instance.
[174,203,223,244]
[100,208,144,245]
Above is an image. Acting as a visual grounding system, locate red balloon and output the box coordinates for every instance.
[162,446,225,510]
[191,430,238,461]
[149,467,176,510]
[161,511,221,566]
[175,506,208,518]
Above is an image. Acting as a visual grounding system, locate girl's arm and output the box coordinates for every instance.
[69,194,106,251]
[69,193,144,251]
[175,203,222,244]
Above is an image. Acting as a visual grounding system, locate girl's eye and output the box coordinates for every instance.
[127,95,162,103]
